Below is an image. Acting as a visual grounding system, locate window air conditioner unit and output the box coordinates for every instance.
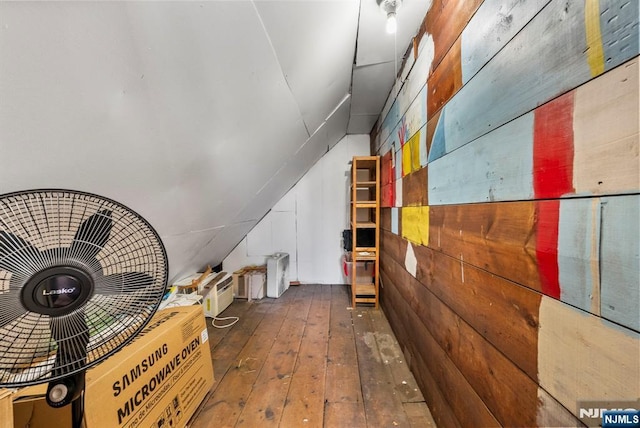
[267,253,290,298]
[199,272,233,317]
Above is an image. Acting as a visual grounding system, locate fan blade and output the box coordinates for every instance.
[94,272,153,295]
[0,231,44,275]
[70,210,112,260]
[93,272,158,317]
[0,291,28,329]
[50,311,89,377]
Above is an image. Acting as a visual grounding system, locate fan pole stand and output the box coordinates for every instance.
[46,370,87,428]
[72,393,85,428]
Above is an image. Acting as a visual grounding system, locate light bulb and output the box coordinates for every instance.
[386,12,397,34]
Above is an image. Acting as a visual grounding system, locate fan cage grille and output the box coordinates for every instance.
[0,190,168,387]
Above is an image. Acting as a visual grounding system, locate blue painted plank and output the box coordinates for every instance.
[380,72,427,153]
[430,107,446,162]
[601,1,639,73]
[380,98,401,149]
[428,0,639,162]
[428,113,534,205]
[600,194,640,331]
[461,0,550,84]
[391,207,399,235]
[558,198,600,314]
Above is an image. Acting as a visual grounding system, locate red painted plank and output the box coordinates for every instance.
[381,183,394,208]
[535,201,561,299]
[381,150,393,185]
[533,93,575,300]
[533,92,575,198]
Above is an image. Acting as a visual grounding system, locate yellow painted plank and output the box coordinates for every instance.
[401,206,429,246]
[402,141,413,177]
[410,130,422,172]
[585,0,605,77]
[402,131,423,176]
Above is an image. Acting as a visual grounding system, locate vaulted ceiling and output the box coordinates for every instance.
[0,1,430,280]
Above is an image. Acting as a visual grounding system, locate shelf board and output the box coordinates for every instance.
[353,222,376,228]
[353,296,377,304]
[353,202,377,208]
[354,181,376,187]
[352,157,378,170]
[353,283,376,295]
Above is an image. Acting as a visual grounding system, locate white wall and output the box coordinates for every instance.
[223,134,370,283]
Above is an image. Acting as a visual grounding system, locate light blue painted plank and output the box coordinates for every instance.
[391,207,399,235]
[600,194,640,331]
[601,0,639,72]
[380,98,400,149]
[461,0,551,84]
[378,139,392,157]
[430,0,639,162]
[428,108,446,162]
[558,198,600,313]
[428,113,534,205]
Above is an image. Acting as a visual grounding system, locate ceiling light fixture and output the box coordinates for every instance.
[377,0,402,34]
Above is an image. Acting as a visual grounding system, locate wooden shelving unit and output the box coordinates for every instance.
[350,156,380,308]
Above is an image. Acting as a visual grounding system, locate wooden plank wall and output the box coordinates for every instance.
[372,0,639,426]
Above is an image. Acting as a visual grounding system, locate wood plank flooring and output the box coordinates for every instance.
[190,284,435,428]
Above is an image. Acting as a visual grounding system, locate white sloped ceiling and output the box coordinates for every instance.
[0,0,429,281]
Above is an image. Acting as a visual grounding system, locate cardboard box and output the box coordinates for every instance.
[11,305,214,428]
[12,388,71,428]
[1,389,15,428]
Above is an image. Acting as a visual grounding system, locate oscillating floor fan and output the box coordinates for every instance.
[0,189,168,428]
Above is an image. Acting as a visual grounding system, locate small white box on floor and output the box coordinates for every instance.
[267,253,290,298]
[247,271,266,300]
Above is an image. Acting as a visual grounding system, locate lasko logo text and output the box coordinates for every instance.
[42,287,76,296]
[602,410,640,428]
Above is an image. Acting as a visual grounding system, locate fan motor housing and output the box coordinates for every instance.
[21,266,94,316]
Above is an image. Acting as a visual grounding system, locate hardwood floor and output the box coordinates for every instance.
[190,284,436,428]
